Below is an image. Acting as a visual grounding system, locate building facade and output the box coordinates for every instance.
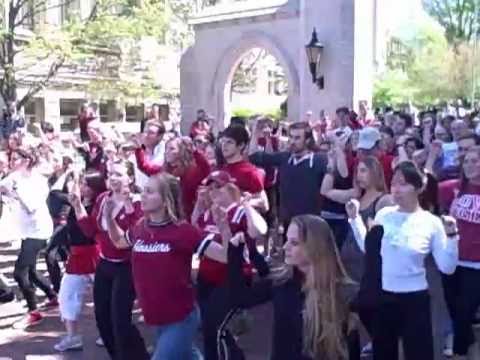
[1,0,180,132]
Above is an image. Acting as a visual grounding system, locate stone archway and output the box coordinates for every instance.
[180,0,376,134]
[211,30,300,129]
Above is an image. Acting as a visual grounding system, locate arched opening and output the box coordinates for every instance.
[208,31,300,130]
[225,48,289,122]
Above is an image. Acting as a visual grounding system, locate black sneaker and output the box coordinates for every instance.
[0,290,14,303]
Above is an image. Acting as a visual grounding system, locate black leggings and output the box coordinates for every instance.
[13,238,56,311]
[442,266,480,356]
[45,224,69,293]
[373,290,434,360]
[198,279,244,360]
[93,259,148,360]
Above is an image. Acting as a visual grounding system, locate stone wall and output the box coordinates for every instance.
[180,0,375,133]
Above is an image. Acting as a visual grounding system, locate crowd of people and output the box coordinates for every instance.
[0,100,479,360]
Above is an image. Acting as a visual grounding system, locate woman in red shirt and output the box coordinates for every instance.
[439,146,480,358]
[192,170,267,360]
[71,161,148,360]
[54,170,106,352]
[104,172,232,360]
[135,136,210,219]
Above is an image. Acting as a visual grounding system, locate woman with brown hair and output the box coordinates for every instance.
[323,155,393,238]
[348,161,458,360]
[135,136,210,219]
[53,170,107,352]
[71,161,149,360]
[227,214,359,360]
[0,148,57,329]
[439,146,480,359]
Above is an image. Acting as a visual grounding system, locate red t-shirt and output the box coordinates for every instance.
[135,149,211,219]
[197,204,254,286]
[128,221,213,325]
[439,180,480,261]
[222,160,264,194]
[77,192,142,262]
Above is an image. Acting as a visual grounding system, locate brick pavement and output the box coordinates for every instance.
[0,241,271,360]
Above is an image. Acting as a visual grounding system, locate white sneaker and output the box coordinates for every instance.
[96,337,105,347]
[443,334,454,357]
[361,342,373,357]
[54,335,83,352]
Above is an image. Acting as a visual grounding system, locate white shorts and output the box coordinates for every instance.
[58,273,94,321]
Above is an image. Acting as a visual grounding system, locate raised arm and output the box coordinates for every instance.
[227,240,273,309]
[346,199,367,252]
[103,197,131,250]
[135,147,163,176]
[431,216,459,275]
[320,172,358,204]
[249,151,287,168]
[201,204,232,263]
[242,198,268,238]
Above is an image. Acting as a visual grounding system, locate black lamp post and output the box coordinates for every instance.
[305,28,324,89]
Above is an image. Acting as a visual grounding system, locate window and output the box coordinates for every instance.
[99,102,109,122]
[99,100,116,122]
[24,100,36,123]
[60,99,83,131]
[61,0,81,24]
[125,104,144,123]
[18,0,35,30]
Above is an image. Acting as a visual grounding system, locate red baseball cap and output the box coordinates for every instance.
[203,170,236,187]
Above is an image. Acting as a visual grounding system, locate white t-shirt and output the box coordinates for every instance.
[350,206,458,293]
[133,141,165,191]
[5,170,53,240]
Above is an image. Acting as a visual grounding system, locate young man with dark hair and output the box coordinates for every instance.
[249,121,328,232]
[220,125,268,212]
[392,112,412,138]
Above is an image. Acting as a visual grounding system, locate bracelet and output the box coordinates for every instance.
[447,232,459,237]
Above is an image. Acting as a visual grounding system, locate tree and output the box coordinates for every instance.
[374,24,480,107]
[422,0,480,45]
[0,0,167,110]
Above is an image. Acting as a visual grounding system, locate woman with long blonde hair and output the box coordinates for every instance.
[227,214,358,360]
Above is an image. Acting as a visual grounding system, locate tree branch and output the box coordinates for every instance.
[17,56,66,109]
[14,0,80,27]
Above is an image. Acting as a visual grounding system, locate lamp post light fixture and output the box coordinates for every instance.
[305,28,324,90]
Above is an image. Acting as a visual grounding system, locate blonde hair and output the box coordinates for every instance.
[151,173,185,223]
[290,215,353,360]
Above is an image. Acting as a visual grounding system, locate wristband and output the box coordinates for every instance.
[447,232,459,237]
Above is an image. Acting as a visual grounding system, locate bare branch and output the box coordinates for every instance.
[17,56,66,109]
[14,0,79,27]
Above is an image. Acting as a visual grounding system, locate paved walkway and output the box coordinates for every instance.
[0,241,271,360]
[0,241,478,360]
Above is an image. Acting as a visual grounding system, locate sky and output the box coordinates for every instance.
[385,0,439,38]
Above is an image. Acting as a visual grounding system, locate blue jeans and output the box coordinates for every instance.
[152,306,203,360]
